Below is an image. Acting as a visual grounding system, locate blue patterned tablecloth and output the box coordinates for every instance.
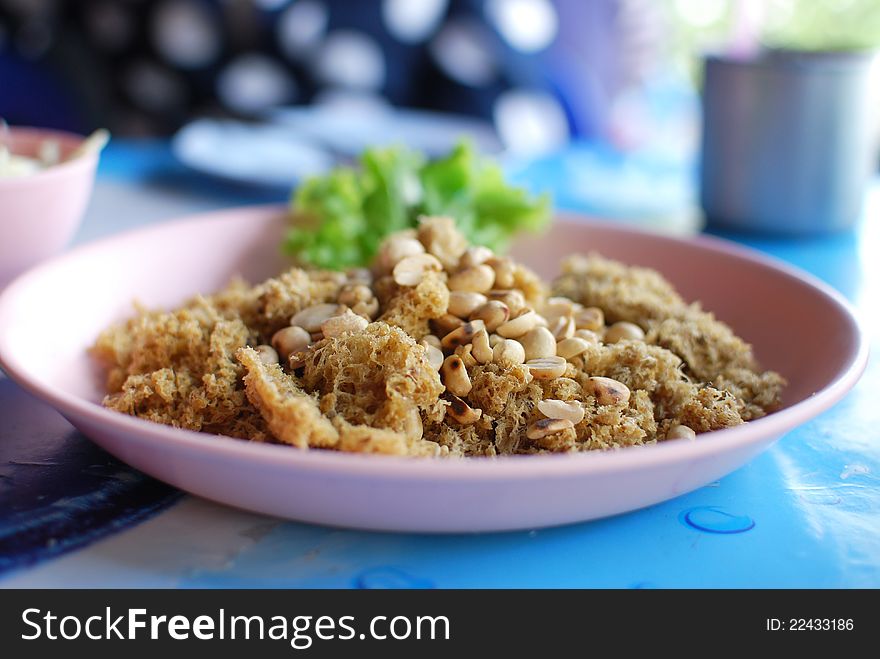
[1,141,877,588]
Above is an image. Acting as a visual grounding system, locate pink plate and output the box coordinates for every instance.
[0,206,868,532]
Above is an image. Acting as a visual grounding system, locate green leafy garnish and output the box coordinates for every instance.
[284,142,550,270]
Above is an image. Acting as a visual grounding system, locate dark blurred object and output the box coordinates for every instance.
[0,0,668,151]
[700,49,880,235]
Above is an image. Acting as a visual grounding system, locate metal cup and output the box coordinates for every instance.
[700,50,879,235]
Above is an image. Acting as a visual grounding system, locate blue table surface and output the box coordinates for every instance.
[1,140,878,588]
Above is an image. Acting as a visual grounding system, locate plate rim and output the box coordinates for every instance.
[0,204,869,480]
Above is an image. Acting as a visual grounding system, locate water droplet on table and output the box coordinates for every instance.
[840,464,870,480]
[681,506,755,534]
[354,566,435,589]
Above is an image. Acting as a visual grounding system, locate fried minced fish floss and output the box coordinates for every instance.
[92,217,785,457]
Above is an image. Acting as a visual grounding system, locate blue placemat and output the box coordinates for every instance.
[1,140,878,587]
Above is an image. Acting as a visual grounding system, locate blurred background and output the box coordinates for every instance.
[1,0,879,231]
[2,0,876,140]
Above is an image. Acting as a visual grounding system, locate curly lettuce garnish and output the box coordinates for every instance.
[284,142,550,270]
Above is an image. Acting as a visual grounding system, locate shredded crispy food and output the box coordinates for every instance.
[92,217,785,457]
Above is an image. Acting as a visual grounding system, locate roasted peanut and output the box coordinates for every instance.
[441,354,472,397]
[549,315,575,341]
[492,338,526,365]
[351,298,379,319]
[487,289,526,316]
[496,309,539,338]
[441,319,486,350]
[556,336,592,360]
[421,334,442,349]
[377,236,425,273]
[543,296,577,321]
[487,256,515,289]
[574,307,604,331]
[527,417,575,440]
[537,399,585,424]
[431,313,465,336]
[469,300,510,332]
[321,309,370,338]
[446,395,482,424]
[519,326,557,361]
[337,283,374,308]
[393,253,443,286]
[454,344,478,368]
[585,376,631,405]
[574,329,601,343]
[604,321,645,343]
[290,303,346,333]
[254,344,279,365]
[447,291,488,318]
[525,356,567,379]
[459,245,494,269]
[667,424,696,440]
[420,340,444,370]
[447,264,495,293]
[417,216,468,269]
[471,328,493,364]
[271,325,311,359]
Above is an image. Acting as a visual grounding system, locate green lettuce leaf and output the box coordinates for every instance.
[284,142,550,270]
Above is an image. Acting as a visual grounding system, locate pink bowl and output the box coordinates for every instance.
[0,206,869,532]
[0,127,99,287]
